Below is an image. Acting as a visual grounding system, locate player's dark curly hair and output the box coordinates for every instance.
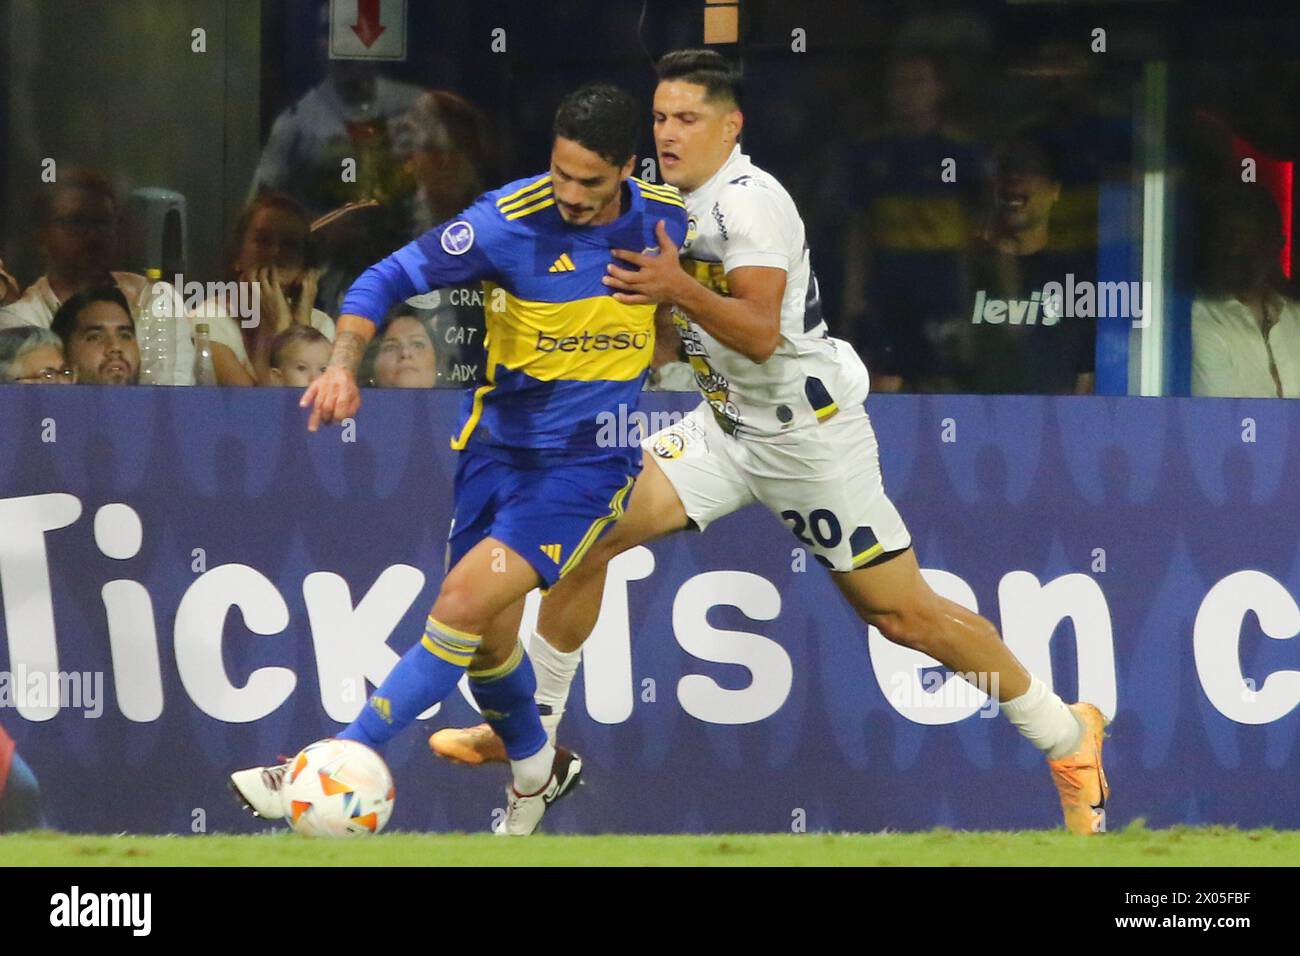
[655,49,743,108]
[552,84,639,167]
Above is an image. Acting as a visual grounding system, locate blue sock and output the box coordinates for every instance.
[339,616,481,752]
[469,643,548,760]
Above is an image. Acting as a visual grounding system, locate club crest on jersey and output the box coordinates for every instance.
[651,417,707,459]
[652,432,687,460]
[441,220,475,256]
[681,216,699,252]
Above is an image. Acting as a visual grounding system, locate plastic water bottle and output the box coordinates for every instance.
[135,268,175,385]
[192,323,216,386]
[135,269,159,384]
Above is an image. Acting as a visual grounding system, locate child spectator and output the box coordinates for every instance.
[263,325,332,387]
[198,192,334,386]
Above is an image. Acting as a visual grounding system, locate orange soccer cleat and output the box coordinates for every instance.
[1047,702,1111,835]
[429,723,509,766]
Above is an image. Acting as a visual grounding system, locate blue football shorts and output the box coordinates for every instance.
[446,449,638,588]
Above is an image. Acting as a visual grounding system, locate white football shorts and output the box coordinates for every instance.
[642,400,912,571]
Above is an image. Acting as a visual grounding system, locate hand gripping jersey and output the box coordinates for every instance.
[675,145,871,439]
[342,174,690,465]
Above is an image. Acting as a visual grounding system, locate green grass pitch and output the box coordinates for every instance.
[1,823,1297,866]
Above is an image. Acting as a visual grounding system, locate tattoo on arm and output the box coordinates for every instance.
[329,330,368,372]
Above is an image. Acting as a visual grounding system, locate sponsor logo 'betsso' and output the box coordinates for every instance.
[535,330,650,353]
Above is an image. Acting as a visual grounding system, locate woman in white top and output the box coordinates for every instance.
[196,192,336,385]
[1192,181,1300,398]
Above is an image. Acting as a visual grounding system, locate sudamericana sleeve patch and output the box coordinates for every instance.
[440,220,476,256]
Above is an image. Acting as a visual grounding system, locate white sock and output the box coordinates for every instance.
[510,742,555,795]
[999,676,1083,759]
[530,631,581,745]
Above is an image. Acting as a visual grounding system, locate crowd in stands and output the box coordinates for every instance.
[1,29,1296,399]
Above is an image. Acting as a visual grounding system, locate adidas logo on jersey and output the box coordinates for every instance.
[548,253,576,273]
[540,543,562,563]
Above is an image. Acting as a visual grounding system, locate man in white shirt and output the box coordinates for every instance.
[247,7,423,220]
[1192,294,1300,398]
[0,170,193,384]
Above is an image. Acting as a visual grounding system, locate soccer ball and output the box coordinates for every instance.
[282,738,395,837]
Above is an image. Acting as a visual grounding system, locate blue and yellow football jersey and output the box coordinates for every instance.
[342,174,689,465]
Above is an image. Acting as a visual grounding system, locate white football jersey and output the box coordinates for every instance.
[673,144,870,439]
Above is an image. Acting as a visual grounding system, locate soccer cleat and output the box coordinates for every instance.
[1047,702,1111,835]
[493,747,583,836]
[229,759,293,821]
[429,723,509,766]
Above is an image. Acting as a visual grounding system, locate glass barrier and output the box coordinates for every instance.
[2,1,1296,397]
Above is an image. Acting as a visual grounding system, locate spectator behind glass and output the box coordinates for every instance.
[201,193,335,386]
[393,90,496,235]
[248,2,422,223]
[50,287,139,385]
[263,325,332,388]
[1192,182,1300,398]
[837,52,985,392]
[954,132,1096,394]
[0,326,74,383]
[0,168,193,382]
[372,91,496,387]
[251,2,425,318]
[0,258,19,306]
[371,312,438,388]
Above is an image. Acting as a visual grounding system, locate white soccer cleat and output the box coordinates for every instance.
[229,760,292,821]
[494,747,583,837]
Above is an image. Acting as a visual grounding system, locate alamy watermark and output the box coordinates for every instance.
[596,403,686,448]
[972,274,1154,328]
[147,275,261,327]
[889,669,1000,717]
[0,665,104,717]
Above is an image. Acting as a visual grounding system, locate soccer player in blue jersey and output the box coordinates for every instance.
[433,51,1111,836]
[231,84,689,835]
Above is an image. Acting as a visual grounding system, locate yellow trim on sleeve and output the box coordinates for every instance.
[503,196,556,221]
[496,176,552,208]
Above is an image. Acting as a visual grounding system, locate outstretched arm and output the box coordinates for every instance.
[300,314,376,432]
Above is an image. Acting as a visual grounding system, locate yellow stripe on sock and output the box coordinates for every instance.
[421,635,475,667]
[420,616,482,667]
[468,641,525,682]
[425,615,481,644]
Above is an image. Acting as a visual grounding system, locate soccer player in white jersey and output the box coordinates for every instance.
[433,49,1111,834]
